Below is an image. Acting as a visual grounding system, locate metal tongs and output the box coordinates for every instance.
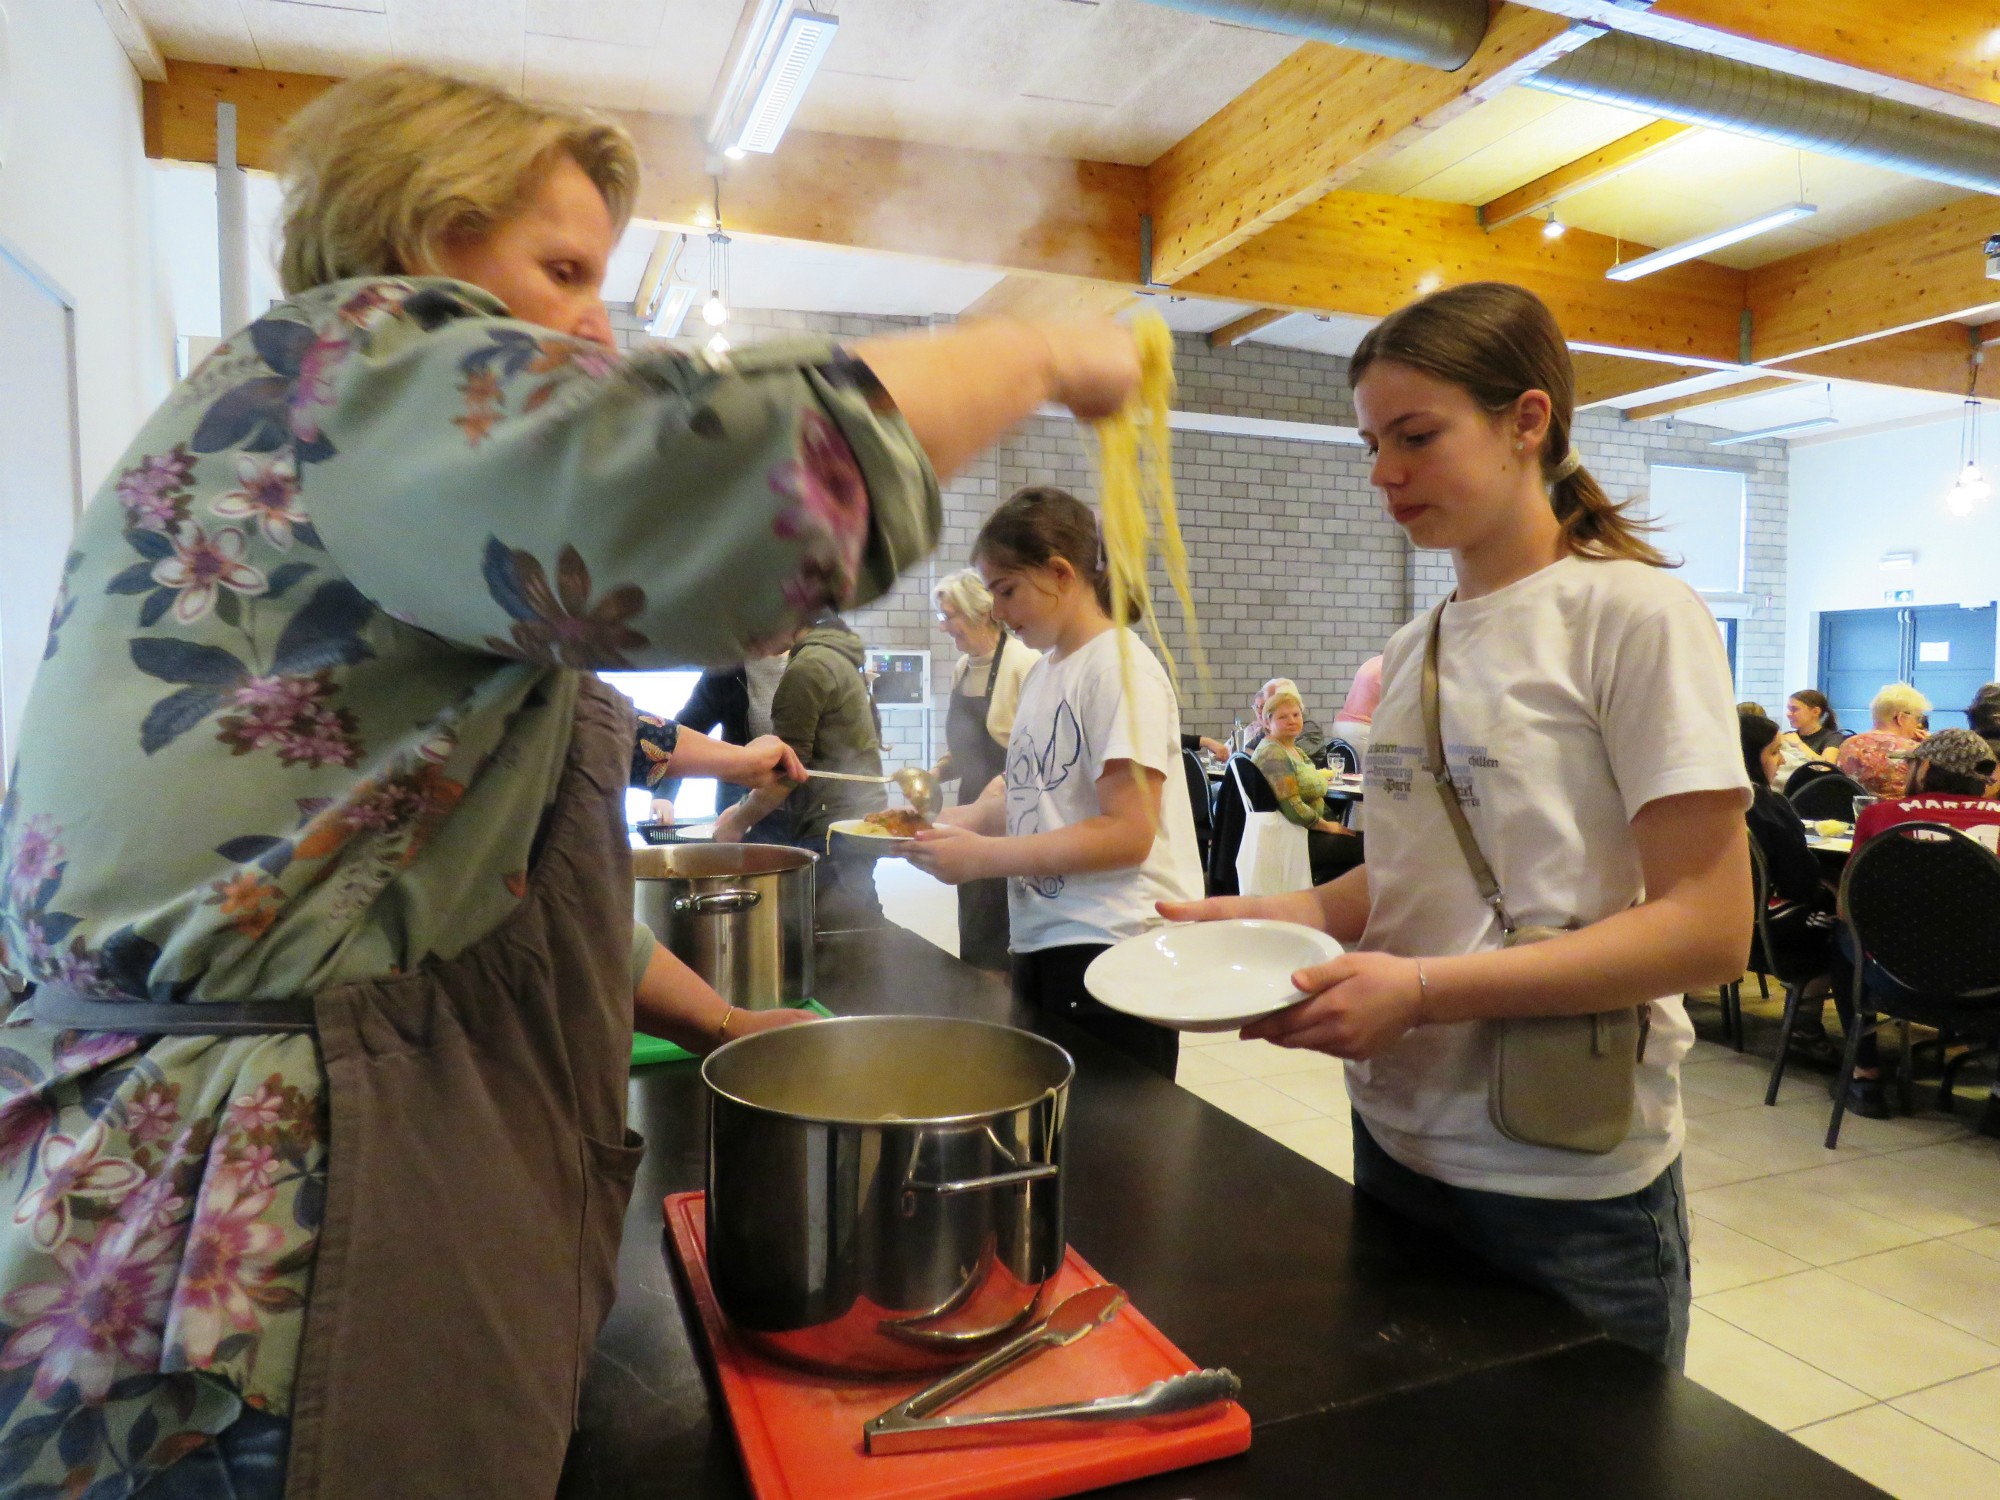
[864,1284,1241,1455]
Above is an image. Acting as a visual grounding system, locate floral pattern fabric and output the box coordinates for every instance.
[1253,739,1331,827]
[0,275,937,1493]
[1836,730,1919,800]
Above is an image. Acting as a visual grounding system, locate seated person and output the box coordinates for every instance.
[1836,683,1929,798]
[1240,678,1326,760]
[1830,729,2000,1120]
[1740,714,1837,1052]
[1249,678,1362,885]
[1969,681,2000,767]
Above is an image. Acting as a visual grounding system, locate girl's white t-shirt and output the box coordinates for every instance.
[1351,556,1750,1200]
[1004,629,1204,953]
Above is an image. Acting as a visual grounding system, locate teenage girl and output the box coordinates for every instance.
[1165,282,1751,1367]
[908,487,1204,1079]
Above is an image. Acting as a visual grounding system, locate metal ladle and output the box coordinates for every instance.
[804,766,943,820]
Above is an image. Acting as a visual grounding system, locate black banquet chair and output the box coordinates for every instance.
[1822,822,2000,1148]
[1788,769,1869,823]
[1182,747,1215,873]
[1205,753,1280,898]
[1782,759,1841,800]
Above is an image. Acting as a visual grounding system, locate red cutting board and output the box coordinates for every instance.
[664,1191,1251,1500]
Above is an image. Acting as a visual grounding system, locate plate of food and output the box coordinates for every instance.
[830,808,931,844]
[1083,919,1343,1032]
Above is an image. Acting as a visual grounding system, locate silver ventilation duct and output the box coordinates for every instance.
[1143,0,2000,198]
[1142,0,1488,71]
[1529,29,2000,198]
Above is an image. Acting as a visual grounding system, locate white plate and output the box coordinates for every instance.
[1083,920,1344,1032]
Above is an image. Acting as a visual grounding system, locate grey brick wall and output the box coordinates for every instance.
[611,308,1788,732]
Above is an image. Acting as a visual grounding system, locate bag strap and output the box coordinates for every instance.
[1422,602,1518,937]
[983,632,1007,698]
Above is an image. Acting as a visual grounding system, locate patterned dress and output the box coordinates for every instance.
[0,276,937,1492]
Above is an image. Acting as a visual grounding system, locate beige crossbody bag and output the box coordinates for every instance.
[1421,604,1649,1156]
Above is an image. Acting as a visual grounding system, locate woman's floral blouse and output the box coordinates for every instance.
[0,275,938,1492]
[1836,729,1919,800]
[1252,738,1330,827]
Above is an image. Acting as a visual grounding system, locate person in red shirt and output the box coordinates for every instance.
[1835,729,2000,1121]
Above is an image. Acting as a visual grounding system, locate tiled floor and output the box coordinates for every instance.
[873,864,2000,1498]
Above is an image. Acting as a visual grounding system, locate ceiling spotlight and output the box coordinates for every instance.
[723,145,748,161]
[1542,211,1565,241]
[707,332,731,356]
[702,293,728,327]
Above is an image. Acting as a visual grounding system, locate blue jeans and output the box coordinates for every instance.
[1352,1115,1692,1369]
[137,1408,290,1500]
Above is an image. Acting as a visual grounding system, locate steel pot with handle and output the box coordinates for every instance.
[703,1015,1071,1375]
[633,843,815,1011]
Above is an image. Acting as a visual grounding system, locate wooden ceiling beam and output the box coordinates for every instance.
[1746,194,2000,363]
[1571,352,1717,407]
[958,276,1139,323]
[1770,323,2000,400]
[1624,375,1798,422]
[1144,4,1584,287]
[1480,122,1695,232]
[1208,309,1292,349]
[91,0,166,83]
[1177,190,1747,364]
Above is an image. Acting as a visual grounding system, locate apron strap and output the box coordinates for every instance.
[15,982,317,1034]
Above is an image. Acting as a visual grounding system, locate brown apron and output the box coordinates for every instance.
[284,673,643,1498]
[20,675,644,1497]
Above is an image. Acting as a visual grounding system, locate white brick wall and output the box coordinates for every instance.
[611,308,1789,730]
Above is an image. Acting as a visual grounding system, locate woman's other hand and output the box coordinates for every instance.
[905,823,996,885]
[1242,953,1425,1059]
[727,735,805,791]
[710,804,753,843]
[1157,890,1329,929]
[650,797,676,824]
[1313,820,1354,836]
[714,1005,817,1048]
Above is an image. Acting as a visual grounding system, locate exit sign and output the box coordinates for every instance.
[1883,588,1916,603]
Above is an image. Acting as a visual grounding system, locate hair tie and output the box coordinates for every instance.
[1551,450,1583,481]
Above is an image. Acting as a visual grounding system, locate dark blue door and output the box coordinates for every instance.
[1818,608,1906,733]
[1909,604,1998,729]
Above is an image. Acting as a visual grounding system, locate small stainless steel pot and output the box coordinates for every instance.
[634,843,815,1011]
[702,1016,1072,1375]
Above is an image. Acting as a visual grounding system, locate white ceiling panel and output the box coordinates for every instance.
[524,35,656,111]
[1345,91,1658,201]
[241,0,393,75]
[384,0,526,87]
[138,0,263,67]
[524,0,668,47]
[637,1,743,115]
[1247,312,1379,359]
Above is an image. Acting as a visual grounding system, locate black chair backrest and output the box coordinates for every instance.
[1205,754,1280,896]
[1840,822,2000,1002]
[1323,738,1359,775]
[1783,760,1839,799]
[1789,770,1869,821]
[1182,748,1214,867]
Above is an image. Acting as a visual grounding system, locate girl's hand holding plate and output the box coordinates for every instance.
[905,823,996,885]
[1242,952,1426,1060]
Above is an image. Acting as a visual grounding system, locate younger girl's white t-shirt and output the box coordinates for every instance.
[1351,556,1750,1200]
[1004,628,1204,953]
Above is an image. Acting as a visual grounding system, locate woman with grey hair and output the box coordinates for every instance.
[931,568,1038,967]
[0,65,1140,1499]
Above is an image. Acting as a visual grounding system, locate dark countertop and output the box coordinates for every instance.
[559,925,1885,1499]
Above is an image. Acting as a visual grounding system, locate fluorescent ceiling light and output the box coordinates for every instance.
[1709,415,1839,446]
[647,282,695,339]
[728,10,839,155]
[1880,551,1917,569]
[1606,204,1818,282]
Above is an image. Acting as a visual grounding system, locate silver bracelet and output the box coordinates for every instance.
[1414,960,1431,1016]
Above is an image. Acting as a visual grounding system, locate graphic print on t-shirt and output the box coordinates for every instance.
[1007,699,1085,898]
[1369,740,1493,807]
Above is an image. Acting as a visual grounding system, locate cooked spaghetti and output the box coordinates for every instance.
[861,807,930,838]
[1091,310,1204,808]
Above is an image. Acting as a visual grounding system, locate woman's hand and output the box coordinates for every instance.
[725,735,805,792]
[1242,953,1425,1059]
[650,797,676,824]
[1313,820,1353,836]
[710,803,752,843]
[905,823,997,885]
[1039,322,1142,420]
[1197,736,1229,761]
[716,1006,816,1046]
[1158,890,1331,930]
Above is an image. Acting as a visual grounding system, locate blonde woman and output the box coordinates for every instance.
[1249,678,1363,884]
[1836,683,1930,797]
[0,67,1140,1498]
[931,569,1038,969]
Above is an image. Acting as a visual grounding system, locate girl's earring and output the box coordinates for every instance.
[1513,440,1524,453]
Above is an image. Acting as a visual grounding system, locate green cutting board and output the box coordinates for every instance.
[630,999,833,1067]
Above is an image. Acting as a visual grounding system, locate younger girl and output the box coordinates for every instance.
[908,487,1203,1078]
[1165,282,1751,1367]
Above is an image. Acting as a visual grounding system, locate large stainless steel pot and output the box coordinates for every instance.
[634,844,815,1011]
[703,1016,1071,1375]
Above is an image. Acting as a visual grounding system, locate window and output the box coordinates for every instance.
[1642,465,1746,595]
